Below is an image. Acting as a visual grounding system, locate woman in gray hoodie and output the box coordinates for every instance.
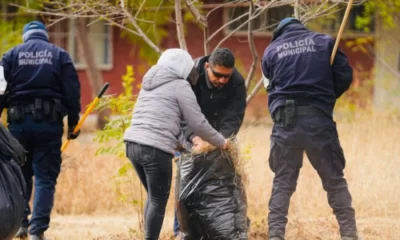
[123,48,228,240]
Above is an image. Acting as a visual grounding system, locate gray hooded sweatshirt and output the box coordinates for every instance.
[123,48,226,155]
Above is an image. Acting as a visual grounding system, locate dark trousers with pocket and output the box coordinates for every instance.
[268,113,357,239]
[126,142,173,240]
[8,115,63,235]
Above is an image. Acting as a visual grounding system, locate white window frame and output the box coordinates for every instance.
[68,18,113,71]
[222,3,376,38]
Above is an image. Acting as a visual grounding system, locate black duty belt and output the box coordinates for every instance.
[272,100,328,128]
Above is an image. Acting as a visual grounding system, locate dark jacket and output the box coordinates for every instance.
[0,32,81,127]
[261,22,353,116]
[181,55,247,143]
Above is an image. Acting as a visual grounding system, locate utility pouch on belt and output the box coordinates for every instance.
[32,98,43,121]
[284,99,295,128]
[7,105,24,122]
[51,99,67,122]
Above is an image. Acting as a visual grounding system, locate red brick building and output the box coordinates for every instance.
[47,2,375,118]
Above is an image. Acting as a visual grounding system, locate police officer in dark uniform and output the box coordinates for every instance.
[173,48,247,238]
[0,21,81,240]
[261,18,360,240]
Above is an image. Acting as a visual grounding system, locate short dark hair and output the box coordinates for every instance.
[208,48,235,68]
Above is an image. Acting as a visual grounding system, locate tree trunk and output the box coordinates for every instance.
[75,18,109,130]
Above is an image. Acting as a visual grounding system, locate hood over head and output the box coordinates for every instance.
[142,48,194,90]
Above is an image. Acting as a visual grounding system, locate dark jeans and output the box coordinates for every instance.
[8,115,63,235]
[126,142,173,240]
[268,115,357,239]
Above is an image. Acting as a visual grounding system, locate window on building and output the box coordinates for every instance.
[307,4,375,35]
[68,19,113,70]
[48,18,113,70]
[224,3,374,36]
[225,5,293,34]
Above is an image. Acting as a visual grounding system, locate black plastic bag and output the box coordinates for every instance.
[0,123,27,240]
[176,150,248,240]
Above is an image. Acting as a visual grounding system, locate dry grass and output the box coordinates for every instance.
[45,114,400,240]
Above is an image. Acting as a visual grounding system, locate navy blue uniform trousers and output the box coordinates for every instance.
[8,115,63,235]
[268,114,357,238]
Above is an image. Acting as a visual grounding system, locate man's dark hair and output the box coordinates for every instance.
[208,48,235,68]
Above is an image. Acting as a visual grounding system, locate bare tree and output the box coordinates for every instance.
[14,0,366,104]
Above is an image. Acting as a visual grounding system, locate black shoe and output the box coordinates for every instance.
[29,233,49,240]
[269,236,284,240]
[342,237,364,240]
[14,227,28,239]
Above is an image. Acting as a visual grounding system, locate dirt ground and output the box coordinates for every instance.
[21,116,400,240]
[44,215,400,240]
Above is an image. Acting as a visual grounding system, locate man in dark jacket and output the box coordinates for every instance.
[173,47,247,237]
[0,21,81,240]
[261,17,360,240]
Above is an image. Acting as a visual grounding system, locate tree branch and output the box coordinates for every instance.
[246,78,264,103]
[294,0,300,19]
[245,0,258,91]
[175,0,187,50]
[212,0,300,49]
[205,0,245,18]
[203,27,210,55]
[206,11,249,43]
[120,0,162,54]
[184,0,207,27]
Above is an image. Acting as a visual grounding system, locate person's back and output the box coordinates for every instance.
[262,19,352,117]
[123,48,226,155]
[2,24,80,126]
[0,21,81,240]
[124,48,226,240]
[261,18,360,240]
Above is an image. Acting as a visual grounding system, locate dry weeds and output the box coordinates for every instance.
[45,114,400,240]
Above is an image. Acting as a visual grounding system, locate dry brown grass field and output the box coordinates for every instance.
[41,113,400,240]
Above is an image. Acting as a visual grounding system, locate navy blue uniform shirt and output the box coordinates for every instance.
[261,22,353,116]
[0,32,81,127]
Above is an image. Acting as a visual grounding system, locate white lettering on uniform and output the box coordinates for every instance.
[276,38,317,59]
[18,50,53,66]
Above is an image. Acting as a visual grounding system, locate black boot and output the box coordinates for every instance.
[342,236,364,240]
[29,233,49,240]
[14,227,28,239]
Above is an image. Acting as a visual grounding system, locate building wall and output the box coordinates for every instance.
[76,5,375,119]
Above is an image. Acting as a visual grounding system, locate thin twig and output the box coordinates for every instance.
[246,78,264,103]
[205,0,244,18]
[213,1,285,49]
[175,0,187,50]
[184,0,207,27]
[245,0,258,91]
[206,11,250,43]
[120,0,162,54]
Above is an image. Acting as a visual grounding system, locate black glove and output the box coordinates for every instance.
[68,126,80,140]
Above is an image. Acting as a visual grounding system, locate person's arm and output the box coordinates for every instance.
[175,81,226,148]
[219,73,247,138]
[60,51,81,129]
[330,39,353,98]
